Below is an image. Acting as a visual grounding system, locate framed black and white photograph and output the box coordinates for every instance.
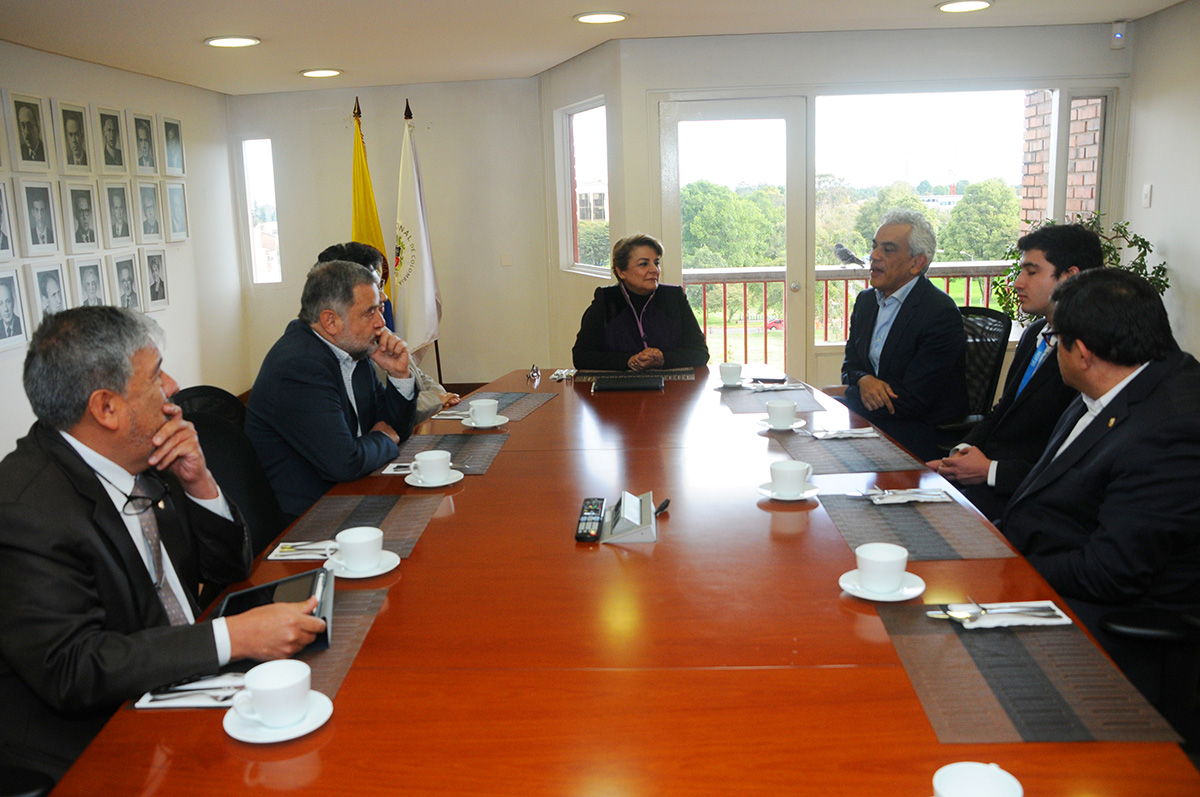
[59,179,100,255]
[160,115,185,177]
[15,178,61,257]
[128,111,157,175]
[52,100,92,174]
[107,251,142,311]
[26,261,70,325]
[0,179,15,261]
[164,180,189,242]
[94,106,127,174]
[99,179,134,248]
[3,90,53,173]
[0,266,31,350]
[69,256,108,307]
[134,181,163,244]
[141,247,168,310]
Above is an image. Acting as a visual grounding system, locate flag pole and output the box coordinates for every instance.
[405,99,441,382]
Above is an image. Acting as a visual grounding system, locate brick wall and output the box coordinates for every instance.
[1021,91,1105,231]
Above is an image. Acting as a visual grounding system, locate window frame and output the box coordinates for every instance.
[553,96,610,278]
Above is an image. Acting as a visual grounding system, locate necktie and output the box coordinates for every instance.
[1015,338,1049,396]
[134,473,189,626]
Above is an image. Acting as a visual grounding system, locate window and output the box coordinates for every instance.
[555,100,610,272]
[242,138,281,284]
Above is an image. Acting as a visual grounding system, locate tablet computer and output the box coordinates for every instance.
[214,570,333,649]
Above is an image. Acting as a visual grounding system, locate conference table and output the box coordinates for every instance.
[55,368,1200,794]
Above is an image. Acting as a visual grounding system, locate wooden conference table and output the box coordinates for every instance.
[56,368,1200,794]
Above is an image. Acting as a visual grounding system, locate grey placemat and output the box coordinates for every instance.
[773,432,922,473]
[574,368,695,382]
[876,604,1179,743]
[299,588,388,698]
[461,391,556,421]
[720,386,825,414]
[281,494,442,558]
[394,433,508,475]
[820,494,1015,560]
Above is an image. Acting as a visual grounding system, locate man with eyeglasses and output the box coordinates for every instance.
[1001,268,1200,707]
[929,224,1102,521]
[246,257,420,520]
[0,307,326,781]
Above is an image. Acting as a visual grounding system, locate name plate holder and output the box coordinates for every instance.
[599,490,657,544]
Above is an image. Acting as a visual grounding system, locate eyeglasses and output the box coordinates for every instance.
[98,470,169,515]
[1040,328,1060,348]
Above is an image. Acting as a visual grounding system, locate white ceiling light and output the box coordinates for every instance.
[204,36,261,48]
[575,12,628,24]
[301,69,342,78]
[937,1,991,12]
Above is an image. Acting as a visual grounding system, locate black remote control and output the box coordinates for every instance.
[575,497,605,542]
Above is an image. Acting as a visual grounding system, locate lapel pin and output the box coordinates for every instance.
[1108,417,1115,427]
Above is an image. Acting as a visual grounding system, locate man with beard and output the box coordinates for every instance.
[245,259,420,519]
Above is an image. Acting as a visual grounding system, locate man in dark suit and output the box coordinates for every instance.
[0,307,326,780]
[0,281,23,339]
[15,103,46,163]
[929,224,1103,520]
[1002,269,1200,704]
[246,259,420,519]
[837,208,967,460]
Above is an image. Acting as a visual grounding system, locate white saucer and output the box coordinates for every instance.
[462,415,508,429]
[405,469,465,488]
[757,481,819,501]
[223,690,333,744]
[323,549,401,579]
[757,419,807,432]
[838,569,926,602]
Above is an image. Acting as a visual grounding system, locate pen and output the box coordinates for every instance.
[654,499,670,516]
[310,571,327,615]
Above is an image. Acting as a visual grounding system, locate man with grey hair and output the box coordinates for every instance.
[836,208,967,460]
[0,307,325,780]
[246,260,420,518]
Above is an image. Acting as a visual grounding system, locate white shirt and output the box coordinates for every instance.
[60,431,236,665]
[1054,362,1150,460]
[312,330,416,436]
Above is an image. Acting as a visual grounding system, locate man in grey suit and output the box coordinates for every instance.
[0,307,325,780]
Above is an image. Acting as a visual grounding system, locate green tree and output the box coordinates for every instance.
[853,182,935,244]
[938,178,1020,262]
[917,180,933,196]
[681,180,774,269]
[577,220,610,267]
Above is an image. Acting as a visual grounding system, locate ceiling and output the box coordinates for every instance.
[0,0,1183,96]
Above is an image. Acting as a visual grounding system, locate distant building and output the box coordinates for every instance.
[576,179,608,222]
[919,194,963,211]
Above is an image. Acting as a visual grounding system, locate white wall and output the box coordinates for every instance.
[226,80,548,387]
[0,42,243,455]
[1125,0,1200,354]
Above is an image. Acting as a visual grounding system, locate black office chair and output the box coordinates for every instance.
[1100,607,1200,747]
[173,385,247,430]
[935,306,1012,451]
[186,410,287,563]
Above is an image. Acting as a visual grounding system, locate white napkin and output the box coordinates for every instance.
[135,673,245,709]
[814,429,879,439]
[266,541,335,560]
[951,600,1072,630]
[868,489,952,505]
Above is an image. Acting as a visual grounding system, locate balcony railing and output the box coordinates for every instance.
[682,260,1010,365]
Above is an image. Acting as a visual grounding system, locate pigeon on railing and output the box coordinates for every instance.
[833,243,865,265]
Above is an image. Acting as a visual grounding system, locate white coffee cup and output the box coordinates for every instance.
[765,398,797,430]
[855,542,909,594]
[719,362,742,386]
[770,460,813,497]
[933,762,1023,797]
[334,526,384,571]
[233,660,311,729]
[410,450,452,485]
[468,399,499,425]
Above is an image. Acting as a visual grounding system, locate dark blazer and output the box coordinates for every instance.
[957,318,1078,520]
[572,284,709,370]
[0,424,252,779]
[840,275,967,460]
[1,313,22,339]
[246,320,419,518]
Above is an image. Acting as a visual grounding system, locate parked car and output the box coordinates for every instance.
[765,318,783,330]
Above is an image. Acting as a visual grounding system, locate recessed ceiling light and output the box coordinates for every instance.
[301,69,342,78]
[204,36,261,48]
[937,1,991,11]
[575,12,628,24]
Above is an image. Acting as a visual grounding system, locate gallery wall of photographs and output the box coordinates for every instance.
[0,87,189,352]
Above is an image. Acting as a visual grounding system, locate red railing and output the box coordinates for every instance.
[682,261,1009,365]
